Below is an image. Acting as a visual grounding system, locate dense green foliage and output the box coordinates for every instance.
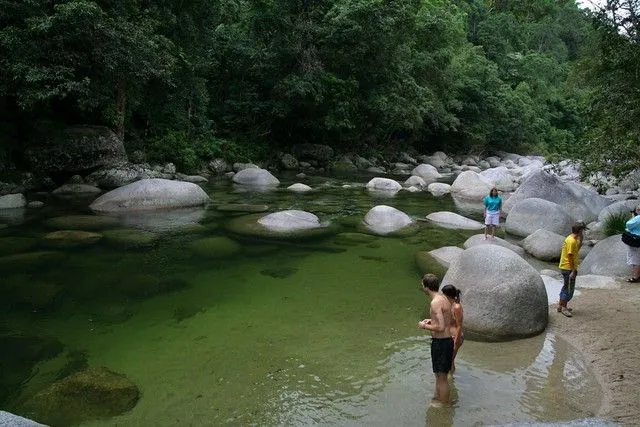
[603,211,632,236]
[0,0,624,173]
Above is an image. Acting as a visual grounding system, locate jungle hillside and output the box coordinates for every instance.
[0,0,638,176]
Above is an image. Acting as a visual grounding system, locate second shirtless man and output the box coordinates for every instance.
[418,273,454,404]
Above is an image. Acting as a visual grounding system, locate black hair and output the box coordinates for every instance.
[441,284,461,302]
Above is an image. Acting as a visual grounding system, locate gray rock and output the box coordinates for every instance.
[231,168,279,186]
[85,165,142,189]
[162,162,176,174]
[0,411,48,426]
[479,166,518,192]
[451,171,493,200]
[258,210,327,232]
[287,183,312,193]
[174,173,208,184]
[233,162,259,172]
[502,170,612,222]
[365,177,402,192]
[363,205,414,235]
[330,156,358,174]
[280,153,299,170]
[425,211,484,230]
[89,179,210,212]
[0,193,26,209]
[463,234,525,256]
[442,245,548,341]
[404,175,426,189]
[366,166,386,174]
[52,184,102,195]
[411,164,442,183]
[597,199,637,222]
[25,125,127,174]
[521,229,565,261]
[27,201,45,208]
[505,198,574,237]
[354,156,372,169]
[208,158,230,174]
[428,246,464,268]
[580,234,629,277]
[427,182,451,196]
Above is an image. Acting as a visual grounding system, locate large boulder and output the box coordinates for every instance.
[505,198,574,237]
[427,246,464,269]
[24,366,139,426]
[89,179,210,213]
[0,411,47,427]
[0,193,26,209]
[231,168,280,186]
[463,234,525,256]
[478,166,518,192]
[521,229,565,261]
[450,171,492,200]
[597,199,637,222]
[410,164,442,183]
[427,182,451,197]
[363,205,414,236]
[425,211,484,230]
[25,125,127,175]
[580,234,629,277]
[502,170,612,222]
[442,245,548,341]
[226,211,335,241]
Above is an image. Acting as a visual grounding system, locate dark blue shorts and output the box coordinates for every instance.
[431,337,454,374]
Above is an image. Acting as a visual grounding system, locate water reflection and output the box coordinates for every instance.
[106,207,207,231]
[267,332,601,426]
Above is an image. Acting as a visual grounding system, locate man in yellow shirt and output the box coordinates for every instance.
[557,221,587,317]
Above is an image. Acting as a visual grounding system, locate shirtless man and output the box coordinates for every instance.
[418,273,454,404]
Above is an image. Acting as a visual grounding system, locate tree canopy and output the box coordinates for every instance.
[0,0,633,175]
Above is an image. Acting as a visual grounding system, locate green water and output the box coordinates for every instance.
[0,175,603,426]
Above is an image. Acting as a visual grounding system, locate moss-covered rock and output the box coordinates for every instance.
[414,251,447,277]
[0,334,64,404]
[102,229,158,248]
[23,366,140,426]
[188,236,242,259]
[0,251,66,272]
[44,215,120,231]
[43,230,103,248]
[0,236,38,256]
[4,275,63,309]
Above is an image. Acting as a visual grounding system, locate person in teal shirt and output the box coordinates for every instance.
[624,205,640,282]
[482,187,502,239]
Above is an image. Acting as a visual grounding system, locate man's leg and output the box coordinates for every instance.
[435,373,450,403]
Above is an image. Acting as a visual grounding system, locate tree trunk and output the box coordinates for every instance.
[115,81,126,141]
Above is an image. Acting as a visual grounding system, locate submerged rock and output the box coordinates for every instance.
[102,229,158,247]
[0,252,66,271]
[44,215,120,231]
[42,230,103,248]
[188,236,242,259]
[226,212,336,241]
[0,193,27,209]
[24,366,140,426]
[258,210,327,232]
[0,236,38,256]
[216,204,269,213]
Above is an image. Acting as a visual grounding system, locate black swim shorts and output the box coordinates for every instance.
[431,337,454,374]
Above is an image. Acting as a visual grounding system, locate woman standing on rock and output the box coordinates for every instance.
[483,187,502,239]
[441,284,464,377]
[624,205,640,282]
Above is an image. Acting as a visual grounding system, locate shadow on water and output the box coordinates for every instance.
[0,176,605,426]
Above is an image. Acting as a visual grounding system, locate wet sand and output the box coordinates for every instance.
[549,280,640,425]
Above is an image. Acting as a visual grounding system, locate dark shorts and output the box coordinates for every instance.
[431,337,454,374]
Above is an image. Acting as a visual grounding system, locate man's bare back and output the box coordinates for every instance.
[429,293,453,339]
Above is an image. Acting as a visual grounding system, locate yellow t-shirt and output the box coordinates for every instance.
[558,234,581,271]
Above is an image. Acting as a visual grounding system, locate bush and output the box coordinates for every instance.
[603,212,632,236]
[144,131,225,173]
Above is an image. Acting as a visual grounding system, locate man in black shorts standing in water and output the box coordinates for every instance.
[418,273,454,404]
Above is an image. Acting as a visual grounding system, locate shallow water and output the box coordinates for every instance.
[0,175,603,426]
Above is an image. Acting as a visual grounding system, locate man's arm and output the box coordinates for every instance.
[423,303,447,333]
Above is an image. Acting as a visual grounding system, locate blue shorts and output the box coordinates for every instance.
[560,269,576,302]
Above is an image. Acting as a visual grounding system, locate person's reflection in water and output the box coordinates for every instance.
[425,380,458,427]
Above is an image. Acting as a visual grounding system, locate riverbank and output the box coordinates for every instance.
[549,280,640,425]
